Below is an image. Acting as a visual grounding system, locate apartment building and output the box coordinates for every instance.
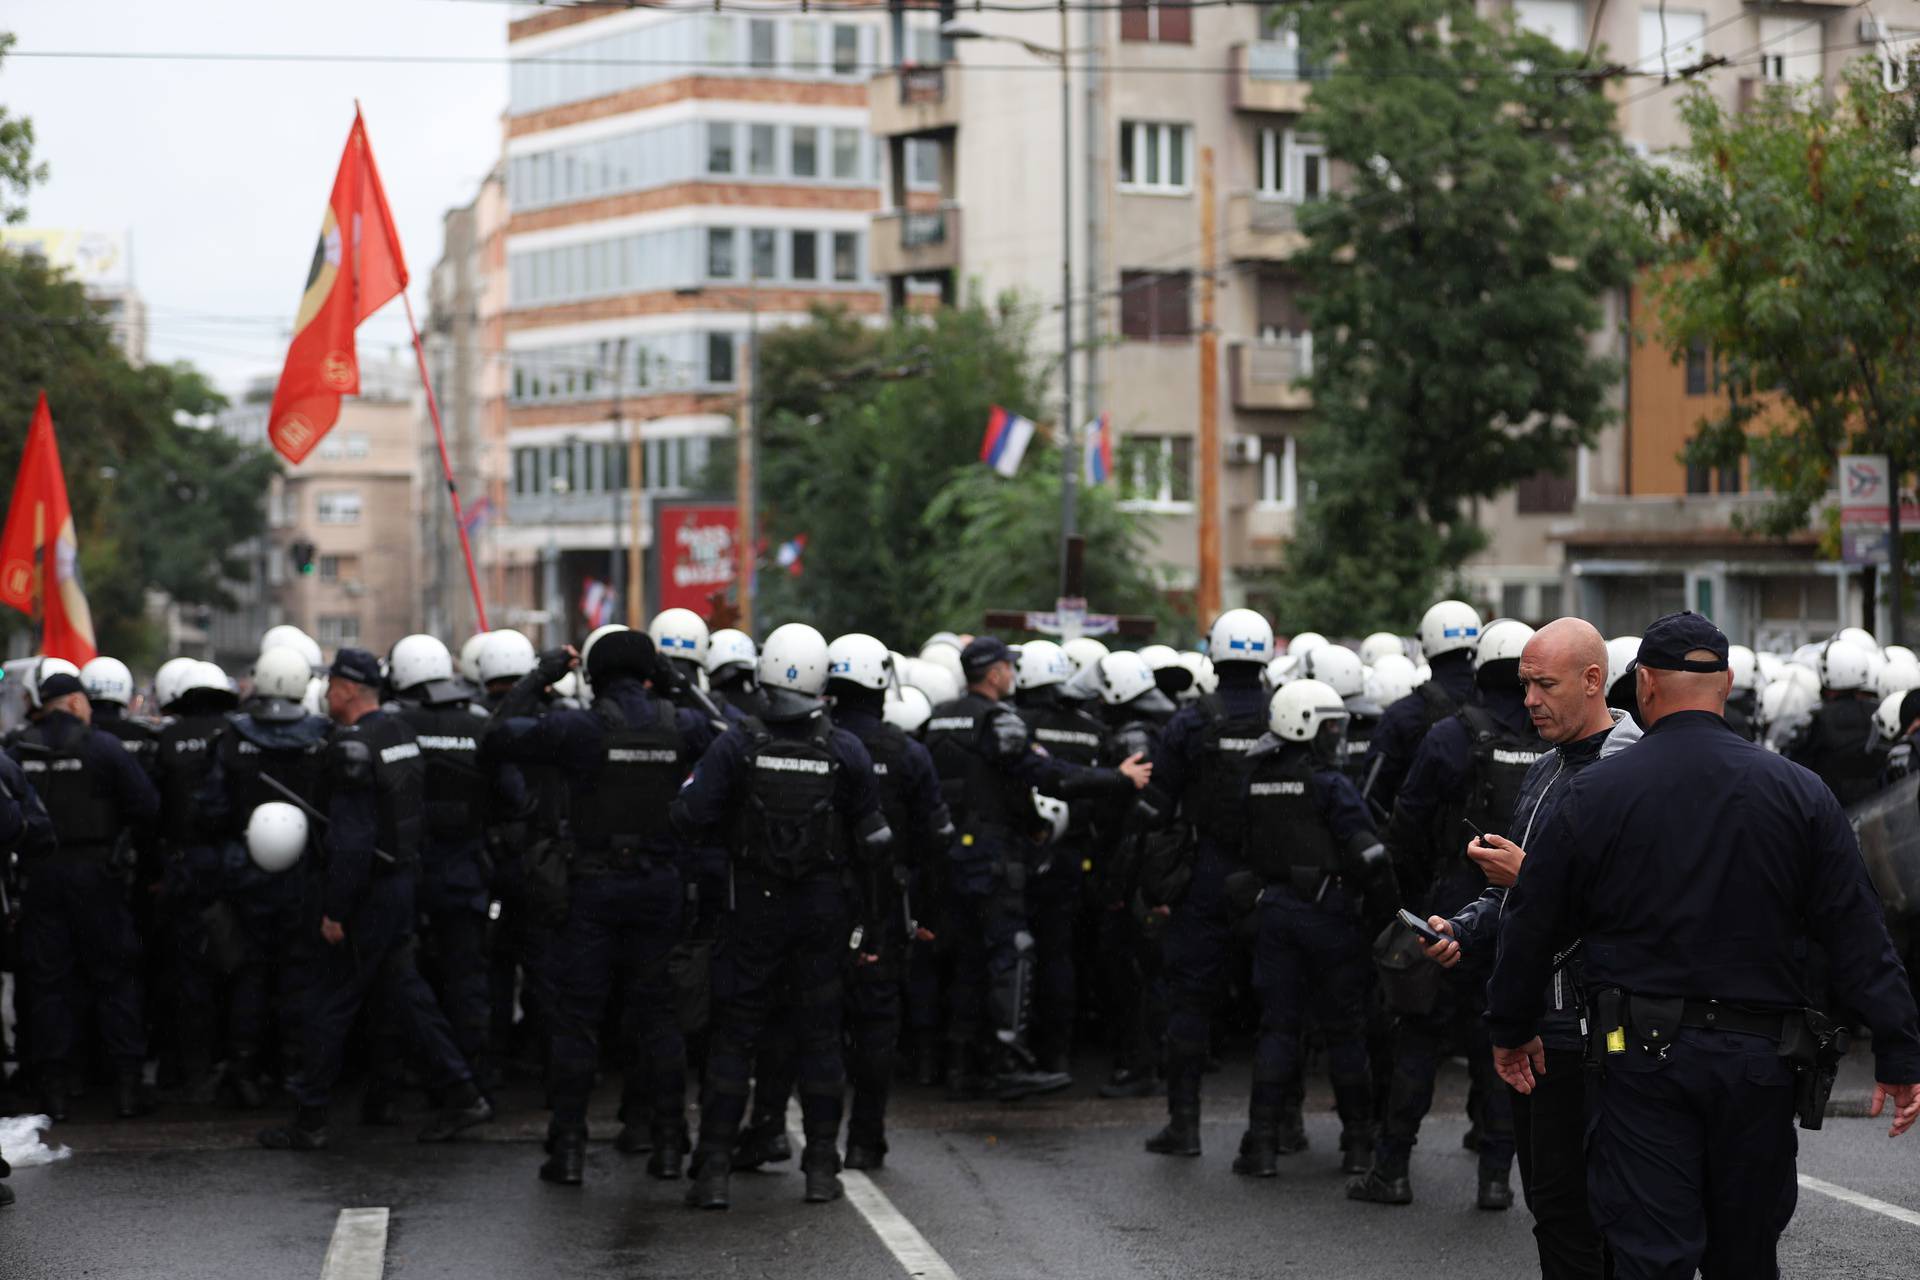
[497,3,890,639]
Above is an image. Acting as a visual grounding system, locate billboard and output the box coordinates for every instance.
[654,501,737,616]
[0,228,130,288]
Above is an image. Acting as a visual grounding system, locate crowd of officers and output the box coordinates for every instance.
[0,601,1913,1275]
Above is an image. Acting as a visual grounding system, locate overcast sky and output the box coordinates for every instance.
[4,0,511,394]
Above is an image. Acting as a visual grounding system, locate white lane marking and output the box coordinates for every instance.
[320,1207,391,1280]
[787,1109,960,1280]
[1799,1174,1920,1228]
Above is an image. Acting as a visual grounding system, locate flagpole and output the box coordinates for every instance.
[401,292,490,633]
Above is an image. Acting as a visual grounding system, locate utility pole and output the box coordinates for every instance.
[1056,0,1077,598]
[609,337,628,624]
[1196,146,1221,623]
[627,412,644,627]
[737,278,759,635]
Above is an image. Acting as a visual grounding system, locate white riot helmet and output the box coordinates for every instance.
[189,661,236,697]
[760,623,831,719]
[1060,636,1111,675]
[28,657,82,710]
[1727,645,1759,693]
[1475,620,1535,670]
[477,630,538,685]
[1755,651,1786,687]
[1758,676,1817,737]
[1786,663,1821,699]
[1881,653,1920,699]
[1367,654,1419,707]
[1789,642,1823,672]
[302,676,328,717]
[154,657,198,711]
[579,624,630,686]
[1090,651,1163,708]
[1419,600,1483,661]
[883,684,933,734]
[707,628,758,677]
[1208,609,1274,665]
[246,802,309,873]
[458,633,488,683]
[1138,644,1181,672]
[80,657,134,707]
[551,671,582,706]
[650,608,711,665]
[1359,632,1405,667]
[1606,637,1641,694]
[918,641,966,690]
[1836,626,1881,656]
[1286,631,1330,660]
[1819,639,1876,693]
[261,625,324,672]
[1877,690,1915,744]
[252,646,312,702]
[901,656,961,707]
[827,633,893,691]
[1177,651,1217,698]
[1265,654,1300,689]
[389,634,454,693]
[1016,640,1074,691]
[1269,678,1351,743]
[1032,791,1070,844]
[1886,645,1919,668]
[1301,644,1366,699]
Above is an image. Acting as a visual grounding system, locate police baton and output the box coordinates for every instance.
[256,772,397,865]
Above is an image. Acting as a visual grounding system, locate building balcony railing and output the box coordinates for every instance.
[871,204,962,277]
[869,65,965,138]
[1230,42,1320,114]
[1225,193,1311,261]
[1229,337,1313,412]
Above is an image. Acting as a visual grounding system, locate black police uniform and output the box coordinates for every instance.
[9,706,161,1114]
[1491,678,1920,1277]
[1789,690,1889,807]
[1089,693,1172,1098]
[0,751,53,1204]
[1359,650,1476,808]
[151,695,232,1092]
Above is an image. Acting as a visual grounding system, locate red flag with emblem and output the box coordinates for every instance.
[267,107,409,464]
[0,392,98,664]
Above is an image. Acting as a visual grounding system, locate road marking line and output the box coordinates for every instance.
[1799,1174,1920,1228]
[787,1110,960,1280]
[320,1207,391,1280]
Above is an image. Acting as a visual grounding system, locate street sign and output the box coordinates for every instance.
[1843,527,1890,566]
[1838,454,1920,526]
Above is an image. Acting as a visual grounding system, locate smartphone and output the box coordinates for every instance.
[1398,908,1451,947]
[1460,817,1484,840]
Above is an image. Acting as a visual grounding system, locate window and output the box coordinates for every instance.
[1258,436,1296,508]
[1686,459,1711,495]
[706,17,735,67]
[1513,0,1584,51]
[1758,16,1821,83]
[1119,436,1195,506]
[791,126,818,178]
[1636,7,1705,74]
[748,124,777,176]
[1119,270,1193,340]
[907,138,941,190]
[833,231,860,282]
[832,25,861,75]
[317,615,361,650]
[751,228,778,281]
[1718,460,1742,494]
[707,228,737,279]
[792,22,821,69]
[318,555,342,583]
[749,19,777,69]
[832,127,862,180]
[1120,0,1193,43]
[1684,338,1710,395]
[1257,128,1325,200]
[707,332,737,384]
[706,122,735,175]
[315,490,363,524]
[792,230,819,281]
[1118,121,1192,193]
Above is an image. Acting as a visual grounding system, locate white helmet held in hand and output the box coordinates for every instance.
[883,684,933,734]
[389,634,454,692]
[1819,639,1876,693]
[1208,609,1274,665]
[707,628,758,677]
[246,802,309,873]
[1359,632,1405,667]
[828,633,894,691]
[477,630,538,685]
[261,625,324,672]
[760,623,831,695]
[1475,620,1535,670]
[80,657,134,707]
[1302,645,1366,699]
[1016,640,1074,691]
[459,633,489,683]
[1367,654,1419,707]
[1727,645,1758,693]
[1061,636,1111,675]
[1269,678,1350,742]
[650,608,711,664]
[1032,791,1070,844]
[252,646,312,702]
[1419,600,1483,661]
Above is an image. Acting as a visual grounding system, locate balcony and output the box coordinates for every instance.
[1229,337,1313,412]
[1231,42,1319,114]
[1226,193,1309,261]
[869,65,964,138]
[871,205,962,277]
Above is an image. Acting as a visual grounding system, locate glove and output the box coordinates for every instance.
[535,647,574,685]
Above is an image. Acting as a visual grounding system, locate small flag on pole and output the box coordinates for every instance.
[580,577,616,630]
[980,406,1037,478]
[0,393,98,665]
[776,534,808,577]
[1083,413,1113,486]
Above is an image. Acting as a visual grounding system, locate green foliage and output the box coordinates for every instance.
[0,36,49,226]
[752,297,1171,646]
[1270,0,1641,629]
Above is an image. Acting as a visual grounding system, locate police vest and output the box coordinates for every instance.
[1020,699,1106,837]
[1241,745,1339,883]
[218,714,330,824]
[847,717,916,866]
[14,719,118,848]
[156,712,228,848]
[1183,693,1269,846]
[95,714,159,776]
[573,695,685,852]
[1415,680,1460,729]
[336,714,425,864]
[397,699,489,837]
[734,718,843,878]
[1341,713,1379,785]
[1799,697,1888,807]
[923,695,1035,833]
[1457,705,1548,837]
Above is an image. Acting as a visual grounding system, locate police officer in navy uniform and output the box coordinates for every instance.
[673,623,889,1210]
[485,627,717,1186]
[10,669,162,1120]
[1787,636,1888,807]
[0,747,54,1206]
[1489,612,1920,1278]
[1361,600,1483,808]
[925,635,1152,1104]
[258,649,492,1151]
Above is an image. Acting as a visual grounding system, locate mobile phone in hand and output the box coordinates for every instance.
[1398,908,1450,947]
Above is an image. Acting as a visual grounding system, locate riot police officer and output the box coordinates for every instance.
[925,636,1151,1104]
[258,649,491,1151]
[1362,600,1483,808]
[9,669,161,1120]
[81,657,158,773]
[672,624,888,1209]
[706,629,768,720]
[0,747,53,1205]
[1788,637,1889,805]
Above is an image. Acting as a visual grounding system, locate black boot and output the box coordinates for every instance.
[1339,1135,1373,1176]
[1332,1080,1376,1176]
[647,1124,689,1180]
[801,1141,843,1204]
[991,1044,1071,1103]
[418,1084,493,1143]
[685,1149,731,1210]
[843,1134,887,1171]
[114,1063,155,1119]
[1274,1100,1308,1155]
[258,1106,330,1151]
[38,1069,69,1124]
[1099,1064,1157,1100]
[1145,1106,1202,1157]
[1231,1111,1279,1178]
[0,1182,12,1208]
[912,1034,941,1088]
[539,1125,586,1185]
[731,1120,792,1171]
[1346,1154,1413,1205]
[1477,1172,1514,1211]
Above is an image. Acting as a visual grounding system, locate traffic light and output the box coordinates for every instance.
[289,539,317,576]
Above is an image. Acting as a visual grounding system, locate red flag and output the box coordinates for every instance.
[267,108,409,464]
[0,392,98,664]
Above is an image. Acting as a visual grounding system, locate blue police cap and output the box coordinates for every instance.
[960,636,1018,679]
[1636,612,1729,673]
[329,647,384,689]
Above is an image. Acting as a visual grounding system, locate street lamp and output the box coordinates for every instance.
[676,277,760,634]
[940,16,1080,597]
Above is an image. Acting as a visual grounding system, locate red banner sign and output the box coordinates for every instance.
[656,503,737,616]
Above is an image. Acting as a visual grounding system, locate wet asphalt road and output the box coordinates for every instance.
[2,1057,1917,1278]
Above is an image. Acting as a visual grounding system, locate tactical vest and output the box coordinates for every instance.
[1798,697,1888,807]
[847,717,916,864]
[218,715,329,822]
[156,712,227,848]
[14,719,118,848]
[396,699,489,837]
[1242,746,1339,884]
[341,713,425,864]
[95,713,159,776]
[734,718,843,878]
[1183,693,1269,846]
[923,695,1034,832]
[1341,713,1378,786]
[1415,680,1461,729]
[1457,705,1548,837]
[1020,700,1105,837]
[573,695,685,852]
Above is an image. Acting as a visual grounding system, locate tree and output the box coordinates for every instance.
[0,35,49,226]
[752,298,1172,646]
[1634,64,1920,640]
[1273,0,1641,629]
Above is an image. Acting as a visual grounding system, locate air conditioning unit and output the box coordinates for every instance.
[1863,17,1890,40]
[1226,436,1264,466]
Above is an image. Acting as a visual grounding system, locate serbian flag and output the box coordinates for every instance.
[580,577,615,630]
[980,405,1036,478]
[0,393,97,664]
[267,108,409,464]
[1083,413,1113,486]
